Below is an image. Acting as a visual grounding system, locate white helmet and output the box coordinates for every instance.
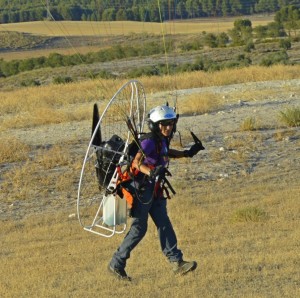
[148,105,177,123]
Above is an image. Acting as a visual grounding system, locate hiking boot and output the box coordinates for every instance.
[108,265,132,281]
[171,260,197,275]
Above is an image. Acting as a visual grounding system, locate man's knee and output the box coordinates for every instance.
[130,219,148,239]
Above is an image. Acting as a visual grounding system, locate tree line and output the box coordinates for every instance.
[0,0,299,23]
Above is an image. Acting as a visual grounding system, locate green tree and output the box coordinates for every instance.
[35,8,45,20]
[125,8,134,21]
[116,9,127,21]
[148,3,160,22]
[2,60,20,77]
[131,6,141,21]
[9,12,19,23]
[69,5,83,20]
[137,6,148,22]
[33,56,46,68]
[18,58,35,72]
[230,0,242,15]
[204,33,218,48]
[222,0,231,16]
[256,0,279,13]
[217,32,229,47]
[186,0,202,18]
[234,19,252,31]
[201,0,215,16]
[0,12,9,23]
[19,10,30,22]
[285,6,300,36]
[244,41,255,52]
[267,22,286,37]
[90,12,97,21]
[102,8,116,21]
[229,19,253,46]
[58,5,72,20]
[254,25,268,39]
[260,50,289,66]
[176,1,187,19]
[279,38,292,49]
[28,9,37,21]
[47,53,64,67]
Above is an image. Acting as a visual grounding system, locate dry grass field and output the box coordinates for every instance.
[0,16,274,37]
[0,15,274,60]
[1,17,300,297]
[1,66,300,297]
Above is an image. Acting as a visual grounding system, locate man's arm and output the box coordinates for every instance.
[169,132,205,158]
[168,148,186,158]
[132,151,152,176]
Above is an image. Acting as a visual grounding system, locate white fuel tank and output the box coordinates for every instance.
[103,194,127,226]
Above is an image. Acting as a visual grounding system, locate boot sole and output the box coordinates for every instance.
[174,261,197,276]
[108,265,132,281]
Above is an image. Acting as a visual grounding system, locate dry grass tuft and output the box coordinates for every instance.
[1,144,81,202]
[279,107,300,127]
[36,146,73,169]
[273,129,297,141]
[240,116,259,131]
[231,206,269,222]
[0,137,30,163]
[1,105,91,130]
[1,161,37,200]
[180,93,222,115]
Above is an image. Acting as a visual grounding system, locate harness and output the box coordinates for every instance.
[115,132,175,213]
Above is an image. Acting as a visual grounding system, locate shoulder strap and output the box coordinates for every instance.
[139,132,156,142]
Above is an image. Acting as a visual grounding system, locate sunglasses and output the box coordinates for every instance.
[160,120,175,127]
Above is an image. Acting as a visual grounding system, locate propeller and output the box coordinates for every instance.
[92,103,102,146]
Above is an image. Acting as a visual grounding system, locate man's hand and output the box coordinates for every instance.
[184,133,205,157]
[187,143,204,157]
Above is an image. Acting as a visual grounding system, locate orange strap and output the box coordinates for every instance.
[116,165,134,208]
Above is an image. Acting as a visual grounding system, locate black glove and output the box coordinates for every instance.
[184,142,205,158]
[149,165,164,179]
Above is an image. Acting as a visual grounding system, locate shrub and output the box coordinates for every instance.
[254,25,268,39]
[266,22,286,38]
[203,33,218,48]
[279,107,300,127]
[180,93,222,115]
[279,39,292,50]
[217,32,229,47]
[0,137,30,163]
[53,76,73,84]
[128,66,161,78]
[20,79,41,87]
[96,70,116,79]
[260,50,289,66]
[231,206,268,222]
[244,41,255,52]
[179,40,202,51]
[240,117,258,131]
[47,53,64,67]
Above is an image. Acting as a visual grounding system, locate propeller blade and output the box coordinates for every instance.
[92,103,102,146]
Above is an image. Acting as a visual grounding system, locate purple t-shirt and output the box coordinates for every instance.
[140,137,169,167]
